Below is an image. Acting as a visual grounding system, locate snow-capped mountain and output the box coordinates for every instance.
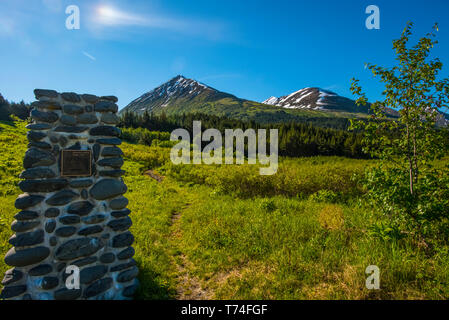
[122,75,233,114]
[262,87,368,113]
[121,76,409,125]
[122,76,369,117]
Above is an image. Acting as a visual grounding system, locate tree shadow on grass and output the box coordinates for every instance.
[0,119,18,129]
[134,267,177,300]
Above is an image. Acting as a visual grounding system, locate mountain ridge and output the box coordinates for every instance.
[121,75,432,127]
[122,75,368,115]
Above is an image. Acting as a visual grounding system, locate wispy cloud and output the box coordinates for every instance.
[88,4,229,41]
[82,51,96,61]
[95,6,150,27]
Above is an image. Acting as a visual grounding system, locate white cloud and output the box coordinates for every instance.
[82,51,96,61]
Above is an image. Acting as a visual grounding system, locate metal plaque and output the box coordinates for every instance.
[61,150,92,177]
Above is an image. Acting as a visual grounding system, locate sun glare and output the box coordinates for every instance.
[95,5,145,26]
[98,6,117,18]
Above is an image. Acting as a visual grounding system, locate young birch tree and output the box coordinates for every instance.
[351,22,449,240]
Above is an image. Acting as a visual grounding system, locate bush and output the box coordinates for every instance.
[259,198,277,212]
[363,164,449,241]
[310,190,340,203]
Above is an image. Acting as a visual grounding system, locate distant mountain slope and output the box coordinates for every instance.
[262,87,370,113]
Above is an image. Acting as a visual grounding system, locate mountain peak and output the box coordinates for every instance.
[262,87,365,112]
[165,75,213,92]
[172,74,186,81]
[122,76,223,114]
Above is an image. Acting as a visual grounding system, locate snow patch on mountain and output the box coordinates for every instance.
[263,87,340,111]
[262,87,361,112]
[262,96,280,105]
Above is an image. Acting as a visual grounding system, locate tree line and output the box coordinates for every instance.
[119,111,367,158]
[0,94,31,121]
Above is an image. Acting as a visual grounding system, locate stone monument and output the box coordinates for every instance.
[0,89,138,300]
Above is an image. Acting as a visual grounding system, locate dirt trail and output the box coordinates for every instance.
[169,204,213,300]
[142,168,213,299]
[144,170,164,182]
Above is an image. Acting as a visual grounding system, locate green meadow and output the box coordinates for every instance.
[1,119,448,299]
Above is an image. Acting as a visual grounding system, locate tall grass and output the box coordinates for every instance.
[176,191,449,299]
[160,157,374,199]
[0,120,27,281]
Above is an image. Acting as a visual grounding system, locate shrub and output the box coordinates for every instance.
[259,198,277,212]
[310,190,340,203]
[318,204,345,231]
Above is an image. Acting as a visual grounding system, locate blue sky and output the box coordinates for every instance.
[1,0,448,109]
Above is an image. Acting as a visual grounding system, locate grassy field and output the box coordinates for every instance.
[1,119,449,299]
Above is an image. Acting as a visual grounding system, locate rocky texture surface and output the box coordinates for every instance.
[1,90,138,300]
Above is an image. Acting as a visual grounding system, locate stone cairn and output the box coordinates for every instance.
[0,90,138,300]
